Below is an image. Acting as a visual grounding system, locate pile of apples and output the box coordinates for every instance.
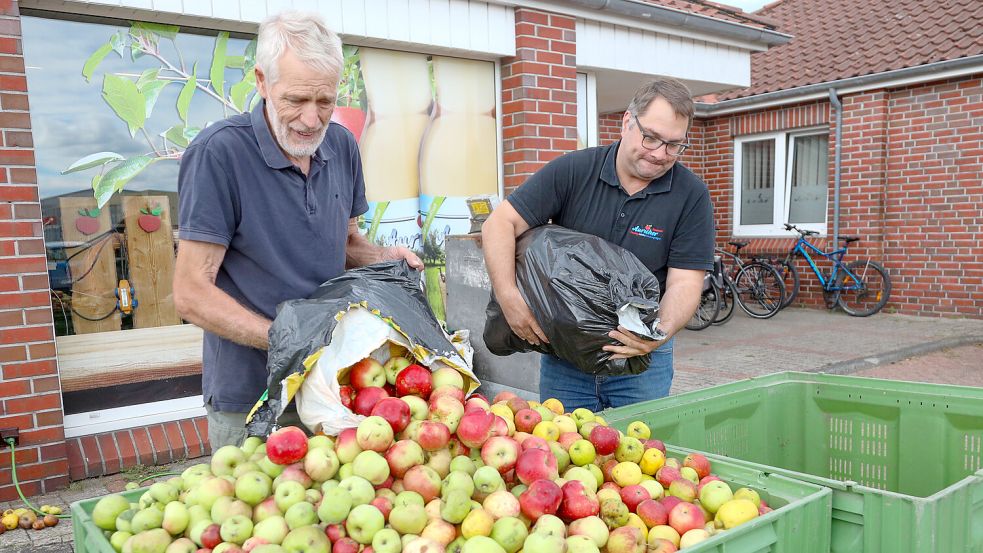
[91,356,772,553]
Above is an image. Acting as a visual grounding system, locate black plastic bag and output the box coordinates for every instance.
[245,261,475,437]
[484,225,663,376]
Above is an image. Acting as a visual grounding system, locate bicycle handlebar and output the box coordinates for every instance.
[784,223,819,237]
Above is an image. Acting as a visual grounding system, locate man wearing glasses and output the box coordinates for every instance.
[482,78,714,410]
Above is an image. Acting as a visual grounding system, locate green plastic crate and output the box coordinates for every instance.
[661,445,831,553]
[71,487,146,553]
[601,371,983,553]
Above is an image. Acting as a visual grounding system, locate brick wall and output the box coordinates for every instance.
[883,78,983,316]
[598,112,622,145]
[0,0,70,501]
[501,8,578,194]
[697,77,983,316]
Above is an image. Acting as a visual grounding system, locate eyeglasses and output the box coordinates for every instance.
[631,112,690,156]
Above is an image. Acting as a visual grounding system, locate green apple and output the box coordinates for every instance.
[284,501,318,530]
[531,405,554,422]
[463,535,507,553]
[394,490,426,508]
[626,421,650,440]
[130,507,164,533]
[353,450,390,485]
[570,408,595,428]
[219,514,253,545]
[442,470,476,498]
[680,466,700,484]
[372,527,402,553]
[235,470,273,506]
[614,437,644,464]
[563,466,598,494]
[210,496,252,525]
[257,456,285,479]
[181,464,213,490]
[523,532,565,553]
[303,447,340,482]
[149,482,180,504]
[109,530,132,552]
[307,435,334,451]
[548,442,570,473]
[389,504,428,535]
[698,480,734,515]
[345,504,385,544]
[472,466,505,497]
[533,514,566,537]
[281,525,329,553]
[490,516,528,553]
[114,508,136,533]
[196,477,235,511]
[339,475,375,506]
[384,356,412,385]
[317,486,353,524]
[128,528,171,553]
[441,489,472,524]
[568,516,609,548]
[569,440,596,467]
[450,455,477,475]
[253,515,289,545]
[161,501,189,535]
[211,445,248,477]
[241,436,264,454]
[274,481,306,513]
[566,534,601,553]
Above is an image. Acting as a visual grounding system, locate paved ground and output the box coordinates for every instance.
[2,307,981,552]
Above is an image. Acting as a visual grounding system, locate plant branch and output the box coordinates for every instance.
[141,128,162,156]
[144,46,240,112]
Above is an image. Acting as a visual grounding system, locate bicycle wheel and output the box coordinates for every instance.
[712,278,738,325]
[775,258,799,309]
[836,260,891,317]
[686,279,721,330]
[734,262,785,319]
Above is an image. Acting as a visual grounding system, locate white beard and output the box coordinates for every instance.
[266,103,328,159]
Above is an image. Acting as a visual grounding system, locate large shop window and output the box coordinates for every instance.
[23,14,500,436]
[733,131,829,236]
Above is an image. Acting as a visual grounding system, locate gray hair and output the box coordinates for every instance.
[627,78,695,123]
[256,11,343,84]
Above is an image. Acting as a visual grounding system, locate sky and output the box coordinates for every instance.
[712,0,773,12]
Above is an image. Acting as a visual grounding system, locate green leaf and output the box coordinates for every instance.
[131,39,145,61]
[244,39,257,72]
[151,207,162,216]
[177,62,197,123]
[183,126,201,142]
[210,32,228,97]
[136,68,159,90]
[229,68,255,112]
[91,174,102,191]
[225,55,244,69]
[102,74,147,137]
[82,42,113,83]
[110,32,125,57]
[62,151,125,174]
[163,125,189,148]
[141,79,171,118]
[87,208,100,217]
[94,155,156,208]
[132,22,180,40]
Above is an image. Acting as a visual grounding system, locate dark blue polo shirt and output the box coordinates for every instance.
[507,141,714,295]
[178,101,368,412]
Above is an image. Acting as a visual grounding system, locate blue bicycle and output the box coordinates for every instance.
[774,223,891,317]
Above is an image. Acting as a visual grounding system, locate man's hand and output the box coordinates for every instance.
[381,245,424,270]
[499,289,550,346]
[603,325,664,359]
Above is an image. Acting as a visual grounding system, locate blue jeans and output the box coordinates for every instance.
[538,337,674,412]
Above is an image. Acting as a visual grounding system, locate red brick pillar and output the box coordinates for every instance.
[0,0,69,501]
[501,8,578,194]
[598,112,623,145]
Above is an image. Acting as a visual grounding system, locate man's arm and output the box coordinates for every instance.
[345,218,424,270]
[481,200,548,345]
[604,266,705,359]
[173,240,272,350]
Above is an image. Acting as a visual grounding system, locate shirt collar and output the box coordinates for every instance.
[601,140,674,196]
[250,100,333,170]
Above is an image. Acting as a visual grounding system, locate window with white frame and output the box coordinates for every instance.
[733,130,829,236]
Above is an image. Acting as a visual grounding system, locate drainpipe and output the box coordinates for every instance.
[828,89,842,245]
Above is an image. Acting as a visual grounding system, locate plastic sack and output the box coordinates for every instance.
[246,261,478,437]
[484,225,665,376]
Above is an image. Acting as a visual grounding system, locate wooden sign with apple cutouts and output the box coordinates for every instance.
[138,203,163,233]
[58,197,122,334]
[75,207,101,235]
[122,196,181,328]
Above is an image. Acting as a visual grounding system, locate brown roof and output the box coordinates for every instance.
[707,0,983,101]
[638,0,780,30]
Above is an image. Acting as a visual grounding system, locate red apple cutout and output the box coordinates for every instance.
[138,204,162,233]
[75,208,100,235]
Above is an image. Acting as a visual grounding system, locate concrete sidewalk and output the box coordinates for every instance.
[2,307,982,552]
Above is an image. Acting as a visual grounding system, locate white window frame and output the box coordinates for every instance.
[576,72,599,148]
[733,128,829,236]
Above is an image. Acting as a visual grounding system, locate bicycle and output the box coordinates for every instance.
[774,223,892,317]
[712,243,786,322]
[685,271,722,331]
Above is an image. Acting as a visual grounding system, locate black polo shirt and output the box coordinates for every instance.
[507,141,714,295]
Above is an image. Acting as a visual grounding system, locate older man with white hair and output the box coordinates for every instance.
[174,11,422,448]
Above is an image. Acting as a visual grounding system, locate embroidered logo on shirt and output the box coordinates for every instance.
[630,224,664,240]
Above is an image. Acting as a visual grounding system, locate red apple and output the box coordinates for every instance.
[332,537,360,553]
[557,480,600,522]
[656,465,682,489]
[325,523,346,543]
[515,447,558,485]
[697,475,723,493]
[371,397,411,433]
[668,501,705,535]
[644,439,666,453]
[620,485,650,513]
[429,386,465,404]
[353,386,389,417]
[416,420,451,451]
[489,415,510,438]
[339,385,356,410]
[683,453,712,480]
[493,391,518,404]
[349,358,386,390]
[456,409,496,448]
[520,436,550,452]
[464,397,490,413]
[395,364,432,398]
[447,436,470,457]
[518,479,562,520]
[636,498,669,528]
[201,523,222,549]
[513,409,542,433]
[266,426,308,465]
[589,425,620,456]
[505,396,530,414]
[601,459,620,483]
[558,432,582,450]
[385,439,425,478]
[660,495,683,514]
[370,496,393,520]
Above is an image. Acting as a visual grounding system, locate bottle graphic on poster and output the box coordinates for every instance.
[419,56,499,319]
[358,49,433,248]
